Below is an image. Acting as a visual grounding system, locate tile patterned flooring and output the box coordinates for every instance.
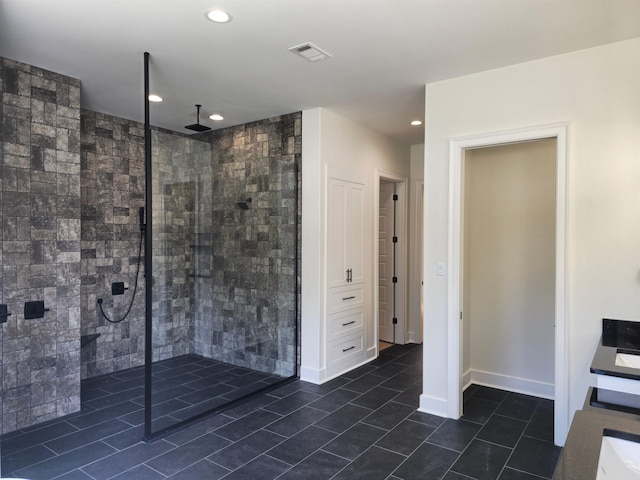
[1,344,562,479]
[84,354,286,434]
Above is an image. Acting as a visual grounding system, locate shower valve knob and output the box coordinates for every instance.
[0,304,11,324]
[112,282,128,295]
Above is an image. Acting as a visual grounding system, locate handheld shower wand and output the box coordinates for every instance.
[139,206,146,233]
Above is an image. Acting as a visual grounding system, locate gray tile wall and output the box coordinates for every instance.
[195,114,301,376]
[152,116,301,378]
[0,55,301,433]
[0,56,3,437]
[1,57,82,432]
[150,130,211,361]
[79,109,146,378]
[79,115,301,377]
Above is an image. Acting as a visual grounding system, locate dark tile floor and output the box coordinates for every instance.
[1,344,562,479]
[83,354,286,433]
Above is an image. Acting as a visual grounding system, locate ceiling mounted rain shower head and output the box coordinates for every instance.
[185,104,211,132]
[237,197,252,210]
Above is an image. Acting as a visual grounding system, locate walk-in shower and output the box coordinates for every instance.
[144,125,299,437]
[139,53,300,438]
[0,53,300,462]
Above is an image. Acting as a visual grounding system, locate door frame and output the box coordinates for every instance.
[374,170,409,349]
[447,123,568,445]
[409,180,424,344]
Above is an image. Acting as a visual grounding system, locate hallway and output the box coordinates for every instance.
[2,344,561,479]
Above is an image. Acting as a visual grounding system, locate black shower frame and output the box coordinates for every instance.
[142,52,300,442]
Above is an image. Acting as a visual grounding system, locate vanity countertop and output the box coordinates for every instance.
[555,319,640,478]
[590,337,640,380]
[553,408,640,479]
[591,319,640,380]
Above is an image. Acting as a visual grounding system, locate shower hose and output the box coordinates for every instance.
[97,226,144,324]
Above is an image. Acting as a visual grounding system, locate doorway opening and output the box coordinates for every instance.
[463,139,556,393]
[448,124,568,445]
[376,172,408,351]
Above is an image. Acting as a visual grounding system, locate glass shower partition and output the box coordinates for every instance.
[148,127,298,437]
[149,130,213,434]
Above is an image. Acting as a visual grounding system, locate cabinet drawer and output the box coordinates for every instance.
[328,333,364,367]
[327,284,364,314]
[328,309,364,340]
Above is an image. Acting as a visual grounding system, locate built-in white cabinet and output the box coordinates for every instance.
[327,177,365,288]
[325,167,368,377]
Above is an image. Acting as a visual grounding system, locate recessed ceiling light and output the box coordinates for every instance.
[148,94,163,102]
[411,120,423,126]
[209,113,224,121]
[206,9,232,23]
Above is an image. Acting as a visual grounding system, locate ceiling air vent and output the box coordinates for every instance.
[289,42,332,62]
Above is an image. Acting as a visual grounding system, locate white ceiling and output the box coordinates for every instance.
[1,0,639,145]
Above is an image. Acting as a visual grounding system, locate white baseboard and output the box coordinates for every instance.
[300,350,376,385]
[463,369,472,391]
[418,394,449,418]
[299,365,325,384]
[468,369,554,399]
[407,331,420,344]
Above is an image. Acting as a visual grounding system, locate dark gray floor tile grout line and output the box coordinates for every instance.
[475,398,550,480]
[1,344,559,480]
[225,377,542,479]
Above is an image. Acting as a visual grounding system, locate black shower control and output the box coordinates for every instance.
[112,282,128,295]
[24,301,49,320]
[0,304,11,324]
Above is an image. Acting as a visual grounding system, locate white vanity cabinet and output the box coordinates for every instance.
[325,168,368,377]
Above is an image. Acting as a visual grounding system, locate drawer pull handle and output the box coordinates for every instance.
[342,345,356,352]
[342,320,356,326]
[342,296,356,301]
[346,268,353,282]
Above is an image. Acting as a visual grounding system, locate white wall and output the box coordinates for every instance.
[301,108,410,382]
[421,38,640,434]
[463,140,556,396]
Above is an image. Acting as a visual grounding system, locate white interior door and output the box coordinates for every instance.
[378,181,394,343]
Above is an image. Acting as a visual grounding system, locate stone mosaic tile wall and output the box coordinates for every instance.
[0,57,82,432]
[151,130,211,361]
[79,109,146,378]
[0,55,301,432]
[0,57,4,437]
[195,113,301,376]
[79,115,208,376]
[79,114,301,377]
